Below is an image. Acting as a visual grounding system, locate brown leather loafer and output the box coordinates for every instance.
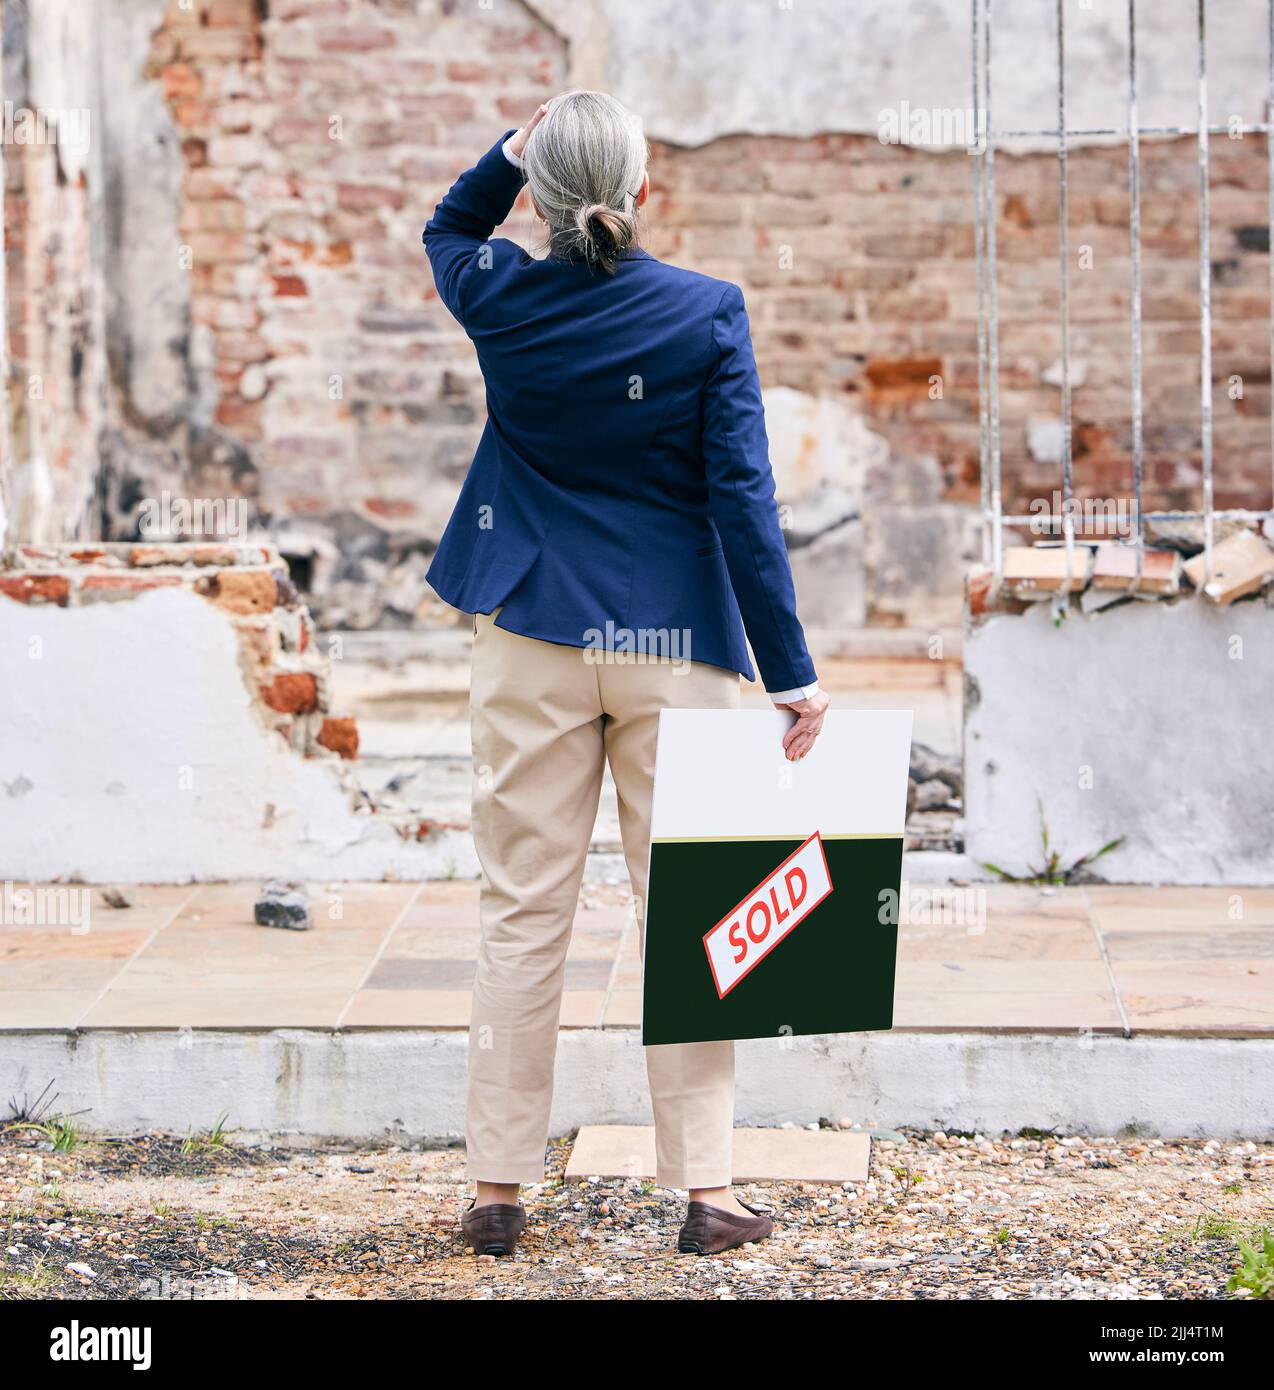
[461,1201,527,1257]
[677,1199,774,1255]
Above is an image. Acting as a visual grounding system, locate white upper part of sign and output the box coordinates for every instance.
[651,709,913,842]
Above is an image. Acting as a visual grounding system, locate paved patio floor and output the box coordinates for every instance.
[3,880,1272,1036]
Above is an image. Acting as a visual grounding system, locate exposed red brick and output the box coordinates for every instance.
[215,398,263,437]
[0,574,71,606]
[1002,193,1033,229]
[316,26,394,52]
[337,183,405,212]
[80,574,185,600]
[261,671,320,714]
[235,617,278,664]
[190,545,241,566]
[195,569,277,614]
[207,0,259,26]
[271,274,308,297]
[864,357,944,392]
[122,0,1274,551]
[965,567,1030,620]
[317,715,359,759]
[161,63,203,100]
[363,497,416,520]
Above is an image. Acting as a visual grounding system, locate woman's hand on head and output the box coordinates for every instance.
[507,103,551,159]
[776,689,830,762]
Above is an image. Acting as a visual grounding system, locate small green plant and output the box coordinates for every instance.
[5,1077,88,1155]
[0,1253,57,1300]
[5,1114,80,1153]
[890,1165,924,1200]
[153,1202,172,1220]
[995,1228,1011,1245]
[181,1110,232,1156]
[1222,1182,1243,1196]
[1193,1211,1240,1241]
[981,801,1124,886]
[1228,1229,1274,1300]
[44,1115,79,1153]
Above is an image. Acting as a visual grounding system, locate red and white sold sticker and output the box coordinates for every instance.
[703,831,834,1000]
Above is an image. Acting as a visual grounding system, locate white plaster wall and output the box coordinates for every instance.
[0,588,471,882]
[527,0,1273,148]
[964,597,1274,885]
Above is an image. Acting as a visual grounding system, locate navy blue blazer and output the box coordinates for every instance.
[422,131,816,692]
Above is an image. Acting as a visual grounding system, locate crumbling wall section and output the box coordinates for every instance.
[0,540,471,880]
[964,526,1274,885]
[1,0,108,545]
[7,0,1273,632]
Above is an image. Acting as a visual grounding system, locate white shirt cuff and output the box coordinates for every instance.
[502,139,524,170]
[768,682,821,705]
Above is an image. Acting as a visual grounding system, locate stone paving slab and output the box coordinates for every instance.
[563,1124,872,1183]
[2,881,1272,1036]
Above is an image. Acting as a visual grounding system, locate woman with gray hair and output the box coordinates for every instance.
[423,91,828,1258]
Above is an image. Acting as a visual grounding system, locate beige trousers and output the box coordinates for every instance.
[466,612,740,1189]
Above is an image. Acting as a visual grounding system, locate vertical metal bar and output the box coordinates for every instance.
[984,0,1004,580]
[1057,0,1075,576]
[0,6,8,555]
[1268,0,1274,514]
[973,0,991,565]
[1197,0,1215,578]
[1128,0,1145,566]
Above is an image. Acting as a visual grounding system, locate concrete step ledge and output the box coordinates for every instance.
[5,1028,1271,1143]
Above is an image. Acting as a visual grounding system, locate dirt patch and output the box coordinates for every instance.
[1,1126,1269,1301]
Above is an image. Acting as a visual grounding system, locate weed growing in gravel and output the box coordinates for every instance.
[182,1110,233,1157]
[1228,1229,1274,1300]
[0,1254,56,1300]
[5,1115,81,1153]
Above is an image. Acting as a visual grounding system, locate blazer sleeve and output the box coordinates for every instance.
[701,284,818,694]
[422,129,525,326]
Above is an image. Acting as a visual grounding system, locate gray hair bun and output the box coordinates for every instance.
[524,91,648,275]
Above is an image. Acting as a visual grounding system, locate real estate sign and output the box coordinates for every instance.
[643,709,913,1046]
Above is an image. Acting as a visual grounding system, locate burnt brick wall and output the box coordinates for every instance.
[8,0,1274,620]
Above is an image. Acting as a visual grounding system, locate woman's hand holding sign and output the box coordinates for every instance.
[776,689,830,762]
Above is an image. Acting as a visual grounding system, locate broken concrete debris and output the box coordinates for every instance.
[1090,545,1181,595]
[0,542,360,762]
[909,741,963,798]
[1182,530,1274,606]
[907,741,963,822]
[1000,545,1092,595]
[977,525,1272,614]
[913,778,955,812]
[254,880,311,932]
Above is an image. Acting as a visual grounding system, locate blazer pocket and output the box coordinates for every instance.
[695,542,724,558]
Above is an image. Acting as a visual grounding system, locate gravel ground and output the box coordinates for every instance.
[1,1125,1270,1301]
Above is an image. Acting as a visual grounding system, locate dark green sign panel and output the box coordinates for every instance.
[642,835,903,1046]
